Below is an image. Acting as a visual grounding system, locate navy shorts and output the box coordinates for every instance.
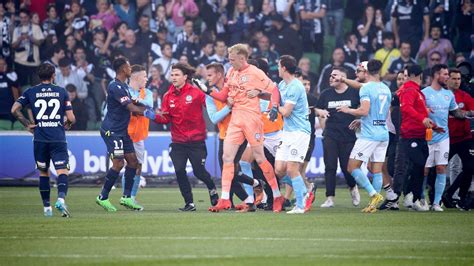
[34,141,69,171]
[100,130,135,159]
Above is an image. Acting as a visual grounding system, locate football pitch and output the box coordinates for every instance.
[0,187,473,266]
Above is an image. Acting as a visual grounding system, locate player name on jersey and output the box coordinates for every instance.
[36,92,60,98]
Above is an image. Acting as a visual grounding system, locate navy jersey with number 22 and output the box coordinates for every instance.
[17,83,72,142]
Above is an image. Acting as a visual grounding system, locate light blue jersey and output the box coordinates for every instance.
[128,87,153,108]
[422,86,458,144]
[278,78,311,134]
[359,81,391,142]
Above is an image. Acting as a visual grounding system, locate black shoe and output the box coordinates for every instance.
[442,193,456,208]
[378,196,399,210]
[263,203,273,211]
[179,203,196,212]
[283,199,292,208]
[209,189,219,206]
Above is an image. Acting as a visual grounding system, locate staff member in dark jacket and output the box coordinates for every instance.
[380,64,437,211]
[146,63,218,211]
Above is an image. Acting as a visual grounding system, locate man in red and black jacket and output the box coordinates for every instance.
[443,68,474,210]
[380,64,436,210]
[146,63,218,212]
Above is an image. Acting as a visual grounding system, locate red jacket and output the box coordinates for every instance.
[154,82,207,143]
[397,81,429,139]
[449,89,474,144]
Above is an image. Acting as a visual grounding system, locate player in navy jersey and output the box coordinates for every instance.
[96,57,154,212]
[11,63,76,217]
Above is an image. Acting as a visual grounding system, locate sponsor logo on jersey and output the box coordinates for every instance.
[373,120,386,126]
[120,96,130,103]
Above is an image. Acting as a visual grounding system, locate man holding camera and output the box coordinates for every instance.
[11,9,44,87]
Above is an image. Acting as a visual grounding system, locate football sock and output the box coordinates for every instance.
[258,160,281,197]
[39,176,51,207]
[240,161,254,196]
[221,163,234,200]
[57,174,68,199]
[352,168,376,197]
[384,184,396,200]
[123,166,136,197]
[131,175,140,197]
[292,176,307,209]
[434,174,446,205]
[100,168,120,200]
[372,173,382,193]
[281,175,292,186]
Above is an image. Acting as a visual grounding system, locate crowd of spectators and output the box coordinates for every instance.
[0,0,472,131]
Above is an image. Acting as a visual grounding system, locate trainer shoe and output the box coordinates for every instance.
[179,203,196,212]
[120,197,144,211]
[412,200,429,212]
[362,193,384,213]
[283,198,292,208]
[236,203,256,213]
[420,199,430,211]
[272,196,285,212]
[403,192,413,208]
[55,199,71,217]
[287,206,305,214]
[208,198,231,212]
[254,184,264,206]
[350,186,360,206]
[96,196,117,212]
[209,189,219,206]
[379,195,399,210]
[431,204,443,212]
[44,206,53,217]
[320,197,334,208]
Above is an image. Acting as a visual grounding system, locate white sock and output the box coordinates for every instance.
[57,198,65,204]
[272,189,281,198]
[244,196,254,203]
[253,179,259,187]
[44,206,52,212]
[221,192,230,200]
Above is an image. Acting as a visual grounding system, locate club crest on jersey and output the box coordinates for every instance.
[291,149,298,155]
[411,142,418,148]
[458,102,464,108]
[185,95,193,104]
[444,95,449,101]
[240,75,248,83]
[255,133,261,140]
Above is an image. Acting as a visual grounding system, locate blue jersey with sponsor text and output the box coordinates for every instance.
[359,81,391,142]
[278,78,311,134]
[101,79,132,136]
[422,86,458,144]
[16,83,72,142]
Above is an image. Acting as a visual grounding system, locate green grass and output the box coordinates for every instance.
[0,187,473,266]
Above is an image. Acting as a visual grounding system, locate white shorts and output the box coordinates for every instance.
[133,140,145,164]
[350,139,389,163]
[425,138,450,167]
[275,131,310,163]
[264,131,283,157]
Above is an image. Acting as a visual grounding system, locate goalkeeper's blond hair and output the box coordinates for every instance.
[228,43,249,59]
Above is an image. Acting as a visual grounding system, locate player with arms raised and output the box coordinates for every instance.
[11,63,76,217]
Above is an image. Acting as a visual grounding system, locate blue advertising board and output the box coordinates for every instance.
[0,131,329,179]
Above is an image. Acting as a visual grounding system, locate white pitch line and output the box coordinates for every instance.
[1,253,473,261]
[1,235,473,245]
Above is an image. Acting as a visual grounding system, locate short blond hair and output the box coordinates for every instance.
[228,43,249,59]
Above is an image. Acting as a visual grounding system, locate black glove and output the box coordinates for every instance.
[268,105,278,122]
[192,78,210,94]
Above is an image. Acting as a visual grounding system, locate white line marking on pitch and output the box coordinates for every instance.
[1,253,473,261]
[1,235,473,245]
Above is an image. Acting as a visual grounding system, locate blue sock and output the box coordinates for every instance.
[281,175,293,187]
[352,168,376,196]
[420,176,427,200]
[123,166,136,197]
[57,174,68,199]
[131,175,140,197]
[372,173,382,193]
[100,168,120,200]
[39,176,50,207]
[291,176,307,209]
[434,174,446,205]
[240,161,254,196]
